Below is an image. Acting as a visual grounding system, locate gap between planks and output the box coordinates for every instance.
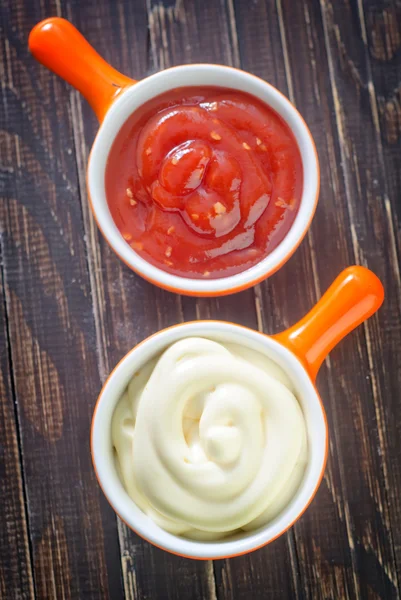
[0,243,37,599]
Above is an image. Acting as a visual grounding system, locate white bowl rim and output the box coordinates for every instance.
[91,321,328,559]
[87,64,319,295]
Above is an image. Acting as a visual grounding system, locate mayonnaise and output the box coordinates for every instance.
[112,337,307,539]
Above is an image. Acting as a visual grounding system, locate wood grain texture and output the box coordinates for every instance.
[0,253,35,600]
[0,0,400,598]
[319,1,401,595]
[0,1,124,598]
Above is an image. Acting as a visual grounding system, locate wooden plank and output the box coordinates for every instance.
[362,0,401,237]
[65,0,219,598]
[0,254,35,600]
[356,2,401,576]
[318,0,401,594]
[0,2,124,598]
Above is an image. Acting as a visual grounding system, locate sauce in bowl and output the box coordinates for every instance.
[112,337,307,539]
[106,87,303,279]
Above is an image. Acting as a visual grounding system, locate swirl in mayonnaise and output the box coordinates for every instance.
[112,338,307,539]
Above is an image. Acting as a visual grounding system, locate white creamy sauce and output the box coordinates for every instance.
[112,337,307,539]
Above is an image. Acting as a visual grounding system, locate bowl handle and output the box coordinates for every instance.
[273,266,384,382]
[29,17,135,122]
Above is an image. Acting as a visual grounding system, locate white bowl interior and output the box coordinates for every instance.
[87,65,319,294]
[91,322,327,559]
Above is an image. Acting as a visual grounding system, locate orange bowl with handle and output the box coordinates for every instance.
[90,266,384,559]
[29,17,319,296]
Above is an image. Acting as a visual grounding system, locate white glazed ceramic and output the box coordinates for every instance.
[87,65,320,296]
[91,321,327,560]
[91,264,385,560]
[29,18,320,296]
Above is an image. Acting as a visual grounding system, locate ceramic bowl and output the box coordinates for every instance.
[29,17,319,296]
[91,266,383,558]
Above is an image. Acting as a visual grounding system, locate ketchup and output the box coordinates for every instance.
[105,87,303,279]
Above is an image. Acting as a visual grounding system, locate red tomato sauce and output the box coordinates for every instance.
[105,87,303,279]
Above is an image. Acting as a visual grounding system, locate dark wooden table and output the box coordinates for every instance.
[1,0,401,598]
